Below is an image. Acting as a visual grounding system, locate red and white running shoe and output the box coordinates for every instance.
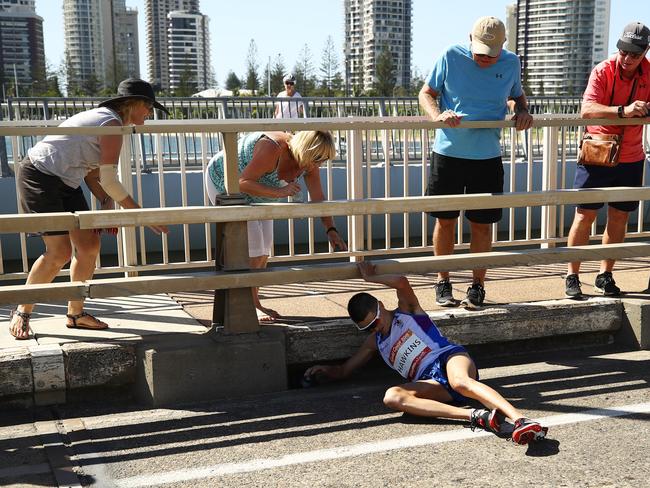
[512,418,548,445]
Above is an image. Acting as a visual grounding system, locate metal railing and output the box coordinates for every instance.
[0,96,584,175]
[0,116,649,285]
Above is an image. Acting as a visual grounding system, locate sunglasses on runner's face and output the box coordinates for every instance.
[619,50,644,60]
[285,82,295,86]
[357,302,380,331]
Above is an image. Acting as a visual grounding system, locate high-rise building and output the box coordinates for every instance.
[167,10,211,93]
[344,0,412,94]
[0,0,44,96]
[505,3,517,53]
[145,0,199,91]
[63,0,140,92]
[113,1,140,81]
[515,0,610,96]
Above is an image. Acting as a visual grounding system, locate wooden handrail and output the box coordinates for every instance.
[1,242,648,305]
[2,187,649,234]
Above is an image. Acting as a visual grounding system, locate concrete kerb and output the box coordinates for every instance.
[2,295,649,408]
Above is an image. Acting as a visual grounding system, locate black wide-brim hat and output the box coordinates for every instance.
[99,78,170,115]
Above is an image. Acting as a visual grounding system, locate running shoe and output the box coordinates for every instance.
[594,272,620,296]
[512,417,547,445]
[461,282,485,309]
[565,273,583,298]
[469,408,504,433]
[435,279,456,307]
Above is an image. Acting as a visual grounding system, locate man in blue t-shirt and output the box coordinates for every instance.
[418,16,533,309]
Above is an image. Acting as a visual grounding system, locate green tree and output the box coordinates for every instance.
[60,50,80,96]
[409,67,426,96]
[319,36,341,96]
[270,54,286,95]
[293,44,315,95]
[537,79,545,97]
[225,71,242,95]
[35,62,63,97]
[43,73,63,97]
[173,66,196,97]
[81,73,101,96]
[521,66,533,96]
[374,45,395,96]
[245,39,260,95]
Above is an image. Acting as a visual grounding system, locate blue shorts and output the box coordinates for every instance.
[573,160,645,212]
[417,345,476,404]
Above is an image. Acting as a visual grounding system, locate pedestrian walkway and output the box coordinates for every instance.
[1,257,650,350]
[173,257,650,326]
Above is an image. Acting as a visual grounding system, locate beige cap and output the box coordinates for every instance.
[471,16,506,57]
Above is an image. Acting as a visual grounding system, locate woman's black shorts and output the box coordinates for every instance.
[426,152,504,224]
[17,158,89,236]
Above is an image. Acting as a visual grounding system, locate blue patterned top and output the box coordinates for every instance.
[207,132,302,204]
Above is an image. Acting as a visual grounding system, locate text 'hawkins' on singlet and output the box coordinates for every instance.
[376,310,459,381]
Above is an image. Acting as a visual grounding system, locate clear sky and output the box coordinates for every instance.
[37,0,648,87]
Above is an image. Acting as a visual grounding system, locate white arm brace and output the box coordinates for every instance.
[99,164,129,203]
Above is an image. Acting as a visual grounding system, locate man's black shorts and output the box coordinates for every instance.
[573,160,645,212]
[426,152,504,224]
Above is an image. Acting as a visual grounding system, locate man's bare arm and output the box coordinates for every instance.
[418,84,442,120]
[357,261,423,314]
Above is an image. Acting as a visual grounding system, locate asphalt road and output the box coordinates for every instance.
[2,346,650,488]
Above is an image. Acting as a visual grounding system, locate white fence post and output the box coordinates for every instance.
[118,135,139,276]
[349,129,364,261]
[541,126,559,248]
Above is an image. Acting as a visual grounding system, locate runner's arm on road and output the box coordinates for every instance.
[304,333,377,381]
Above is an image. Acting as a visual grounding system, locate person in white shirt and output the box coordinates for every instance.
[274,74,305,119]
[9,79,169,340]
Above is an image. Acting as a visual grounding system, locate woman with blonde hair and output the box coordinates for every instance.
[205,130,347,322]
[9,78,169,340]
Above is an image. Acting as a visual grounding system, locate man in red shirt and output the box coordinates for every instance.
[565,22,650,298]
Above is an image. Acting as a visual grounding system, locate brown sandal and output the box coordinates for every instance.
[66,311,109,330]
[9,309,32,340]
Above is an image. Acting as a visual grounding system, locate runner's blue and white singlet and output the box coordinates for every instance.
[376,311,458,381]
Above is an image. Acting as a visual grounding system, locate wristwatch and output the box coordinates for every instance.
[617,105,625,118]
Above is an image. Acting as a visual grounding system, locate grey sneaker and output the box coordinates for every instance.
[565,273,583,298]
[461,282,485,309]
[594,272,620,296]
[435,279,456,307]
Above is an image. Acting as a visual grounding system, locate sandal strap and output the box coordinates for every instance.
[66,311,92,326]
[10,309,31,333]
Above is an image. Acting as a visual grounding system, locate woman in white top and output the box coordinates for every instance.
[9,78,169,340]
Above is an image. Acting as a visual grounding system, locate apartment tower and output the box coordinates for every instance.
[145,0,199,91]
[63,0,140,92]
[167,10,211,93]
[516,0,610,96]
[0,0,44,96]
[344,0,412,94]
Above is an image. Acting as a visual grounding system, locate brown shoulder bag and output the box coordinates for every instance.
[578,77,638,167]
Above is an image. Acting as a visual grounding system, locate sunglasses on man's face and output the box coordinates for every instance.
[356,302,380,331]
[619,49,644,60]
[285,82,295,86]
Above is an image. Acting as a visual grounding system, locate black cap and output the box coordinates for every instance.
[99,78,169,115]
[616,22,650,54]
